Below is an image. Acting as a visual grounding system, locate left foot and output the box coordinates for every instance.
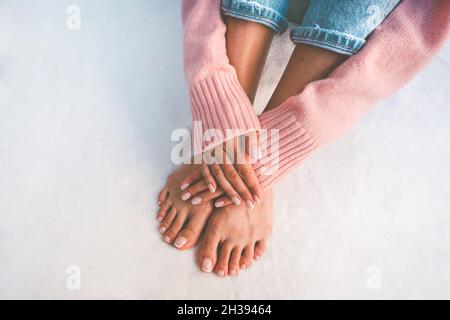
[156,165,214,250]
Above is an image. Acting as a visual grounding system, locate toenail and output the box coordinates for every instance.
[202,258,213,273]
[157,216,163,222]
[157,201,161,206]
[191,197,201,205]
[231,196,241,205]
[254,255,260,260]
[245,200,254,209]
[215,201,224,208]
[181,192,191,201]
[208,184,216,193]
[163,235,171,243]
[254,196,261,204]
[241,264,247,270]
[159,226,166,233]
[174,236,187,248]
[229,269,237,276]
[217,270,225,277]
[180,183,189,190]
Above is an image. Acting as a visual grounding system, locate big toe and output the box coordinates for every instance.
[174,212,210,250]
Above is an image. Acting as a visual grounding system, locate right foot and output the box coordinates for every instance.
[197,190,272,277]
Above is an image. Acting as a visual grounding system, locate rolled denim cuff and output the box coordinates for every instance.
[291,26,366,56]
[221,0,288,33]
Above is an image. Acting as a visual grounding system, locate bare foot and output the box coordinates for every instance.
[197,190,272,277]
[156,165,214,250]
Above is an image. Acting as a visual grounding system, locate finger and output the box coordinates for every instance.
[209,161,241,206]
[235,163,263,203]
[179,166,202,191]
[200,164,217,193]
[157,186,169,206]
[214,196,234,208]
[221,163,255,209]
[189,187,224,206]
[180,180,208,202]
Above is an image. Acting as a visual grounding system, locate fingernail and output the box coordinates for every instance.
[180,183,189,190]
[163,235,171,243]
[231,196,241,205]
[174,236,187,248]
[246,200,254,209]
[229,269,237,276]
[217,270,225,277]
[191,197,201,205]
[254,196,261,204]
[181,192,191,201]
[208,184,216,193]
[241,264,247,270]
[157,216,163,222]
[215,201,224,208]
[159,226,166,234]
[202,258,213,272]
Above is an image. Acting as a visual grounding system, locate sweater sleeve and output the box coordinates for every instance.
[254,0,450,188]
[182,0,261,154]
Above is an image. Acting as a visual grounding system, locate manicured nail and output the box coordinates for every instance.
[181,192,191,201]
[163,235,171,243]
[180,183,189,190]
[215,201,224,208]
[231,196,241,205]
[217,270,225,277]
[241,264,247,270]
[229,269,237,276]
[157,216,163,222]
[159,226,166,234]
[202,258,213,272]
[254,195,261,204]
[191,197,201,205]
[246,200,254,209]
[174,236,187,248]
[208,183,216,193]
[254,255,260,260]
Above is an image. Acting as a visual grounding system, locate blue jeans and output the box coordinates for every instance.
[221,0,400,55]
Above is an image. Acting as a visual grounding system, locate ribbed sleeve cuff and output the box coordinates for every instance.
[254,99,318,189]
[188,70,261,154]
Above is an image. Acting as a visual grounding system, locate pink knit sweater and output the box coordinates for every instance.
[182,0,450,189]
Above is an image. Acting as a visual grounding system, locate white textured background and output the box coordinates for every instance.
[1,0,449,299]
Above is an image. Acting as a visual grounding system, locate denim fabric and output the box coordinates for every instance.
[221,0,401,55]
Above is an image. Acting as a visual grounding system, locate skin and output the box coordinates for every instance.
[157,17,348,277]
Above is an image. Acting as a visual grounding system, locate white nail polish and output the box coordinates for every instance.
[202,258,213,272]
[254,196,261,204]
[174,236,187,248]
[180,183,189,190]
[241,264,247,270]
[157,216,163,222]
[208,184,216,193]
[191,197,201,205]
[215,201,224,208]
[159,227,166,234]
[181,192,191,201]
[246,200,254,209]
[229,269,237,276]
[231,196,241,205]
[163,235,171,243]
[217,270,225,277]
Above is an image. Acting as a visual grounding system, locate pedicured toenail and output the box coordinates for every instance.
[217,270,225,277]
[229,269,237,276]
[180,183,189,190]
[231,196,241,205]
[157,216,163,222]
[159,226,166,234]
[215,201,224,208]
[174,236,187,248]
[254,255,260,260]
[254,196,261,204]
[191,197,201,205]
[163,235,171,243]
[241,264,247,270]
[202,258,213,273]
[181,192,191,201]
[208,184,216,193]
[245,200,254,209]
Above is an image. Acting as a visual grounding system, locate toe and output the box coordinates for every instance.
[215,242,233,277]
[228,247,242,276]
[197,225,221,273]
[156,200,171,222]
[157,186,169,206]
[174,212,210,250]
[253,239,266,261]
[163,211,188,244]
[159,207,177,235]
[240,244,254,270]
